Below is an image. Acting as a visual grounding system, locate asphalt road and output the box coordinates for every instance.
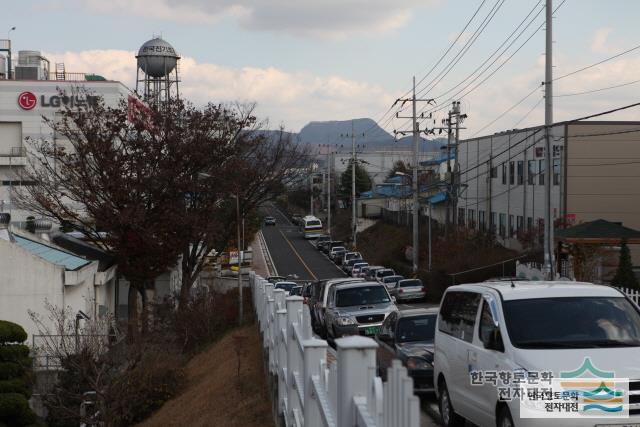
[260,205,447,427]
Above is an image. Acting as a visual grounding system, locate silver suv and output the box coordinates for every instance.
[324,281,397,339]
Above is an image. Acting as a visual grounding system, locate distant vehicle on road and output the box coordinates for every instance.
[374,268,396,282]
[314,234,331,248]
[302,215,323,239]
[274,281,298,294]
[343,258,365,274]
[375,308,437,393]
[291,213,303,225]
[364,266,384,281]
[266,275,286,284]
[289,286,303,296]
[329,247,347,263]
[391,278,425,301]
[263,216,276,226]
[350,262,369,277]
[324,281,397,339]
[381,275,404,290]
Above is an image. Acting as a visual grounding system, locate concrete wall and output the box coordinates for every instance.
[0,237,102,340]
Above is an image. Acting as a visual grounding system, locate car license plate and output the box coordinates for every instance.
[364,326,380,336]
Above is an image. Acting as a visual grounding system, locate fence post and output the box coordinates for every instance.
[286,296,304,423]
[335,336,378,427]
[303,338,330,427]
[274,290,288,420]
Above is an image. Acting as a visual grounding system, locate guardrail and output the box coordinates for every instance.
[251,271,420,427]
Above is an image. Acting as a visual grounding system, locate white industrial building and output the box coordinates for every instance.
[0,50,130,223]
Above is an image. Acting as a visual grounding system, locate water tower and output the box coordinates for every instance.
[135,37,180,105]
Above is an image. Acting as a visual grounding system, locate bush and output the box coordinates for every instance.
[105,348,184,425]
[0,362,23,381]
[0,345,29,362]
[0,393,37,426]
[0,322,27,345]
[0,378,30,398]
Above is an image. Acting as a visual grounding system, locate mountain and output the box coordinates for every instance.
[296,118,447,152]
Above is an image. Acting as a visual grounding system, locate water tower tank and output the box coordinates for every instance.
[136,38,178,78]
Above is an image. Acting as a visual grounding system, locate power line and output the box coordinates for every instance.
[512,96,544,128]
[554,43,640,81]
[471,84,542,137]
[554,78,640,97]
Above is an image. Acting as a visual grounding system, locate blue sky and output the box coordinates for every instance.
[6,1,640,135]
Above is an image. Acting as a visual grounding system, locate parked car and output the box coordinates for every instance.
[322,240,344,255]
[273,281,298,294]
[374,268,396,282]
[351,262,369,277]
[357,265,373,278]
[343,258,366,274]
[434,281,640,427]
[317,240,331,253]
[375,308,438,393]
[364,266,384,281]
[314,234,331,248]
[392,279,425,301]
[266,275,286,284]
[330,247,347,263]
[302,282,313,305]
[311,277,364,337]
[381,275,404,290]
[341,251,362,266]
[324,281,397,339]
[289,286,303,296]
[263,216,276,226]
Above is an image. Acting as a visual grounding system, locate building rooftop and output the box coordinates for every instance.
[13,235,91,271]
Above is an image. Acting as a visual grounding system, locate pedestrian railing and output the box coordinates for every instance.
[619,286,640,305]
[251,271,420,427]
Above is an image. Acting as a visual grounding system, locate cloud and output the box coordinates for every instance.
[45,49,395,131]
[591,27,614,54]
[70,0,435,38]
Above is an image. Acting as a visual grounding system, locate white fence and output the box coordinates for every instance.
[251,272,420,427]
[619,287,640,305]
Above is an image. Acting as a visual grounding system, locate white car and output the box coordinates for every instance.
[434,281,640,427]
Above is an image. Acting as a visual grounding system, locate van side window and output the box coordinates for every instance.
[439,291,481,343]
[478,301,494,345]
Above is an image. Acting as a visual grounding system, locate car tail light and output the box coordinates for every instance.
[399,289,404,294]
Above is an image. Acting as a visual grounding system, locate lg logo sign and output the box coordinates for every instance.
[17,91,37,110]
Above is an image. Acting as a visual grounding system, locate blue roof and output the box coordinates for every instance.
[14,235,91,271]
[428,191,448,205]
[420,153,455,167]
[358,183,412,200]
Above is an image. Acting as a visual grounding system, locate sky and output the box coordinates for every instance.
[5,0,640,137]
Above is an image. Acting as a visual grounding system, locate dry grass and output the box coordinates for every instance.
[137,323,273,427]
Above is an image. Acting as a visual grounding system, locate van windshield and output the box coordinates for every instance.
[336,286,390,307]
[305,220,321,228]
[503,297,640,349]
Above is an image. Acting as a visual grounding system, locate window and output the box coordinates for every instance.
[538,159,545,185]
[501,163,507,185]
[458,208,465,225]
[553,158,560,186]
[397,315,437,343]
[479,210,486,231]
[336,285,390,307]
[438,291,481,343]
[509,161,515,185]
[517,161,524,185]
[490,166,498,179]
[490,211,497,233]
[478,301,500,349]
[468,209,476,228]
[517,216,524,233]
[527,160,536,185]
[499,213,506,238]
[509,214,514,237]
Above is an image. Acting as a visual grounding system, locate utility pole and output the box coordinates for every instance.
[394,77,434,275]
[340,124,365,249]
[235,193,243,325]
[309,166,314,215]
[446,109,453,234]
[544,0,555,280]
[327,149,332,236]
[352,120,357,248]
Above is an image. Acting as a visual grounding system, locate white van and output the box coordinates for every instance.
[302,215,323,239]
[434,281,640,427]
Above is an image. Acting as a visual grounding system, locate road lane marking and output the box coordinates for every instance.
[278,228,318,281]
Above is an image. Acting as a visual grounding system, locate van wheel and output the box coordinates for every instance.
[439,380,465,427]
[497,406,514,427]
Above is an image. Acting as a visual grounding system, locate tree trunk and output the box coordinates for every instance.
[127,283,139,343]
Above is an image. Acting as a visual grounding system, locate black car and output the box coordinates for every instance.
[314,234,331,248]
[374,308,438,393]
[289,286,303,296]
[321,240,344,255]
